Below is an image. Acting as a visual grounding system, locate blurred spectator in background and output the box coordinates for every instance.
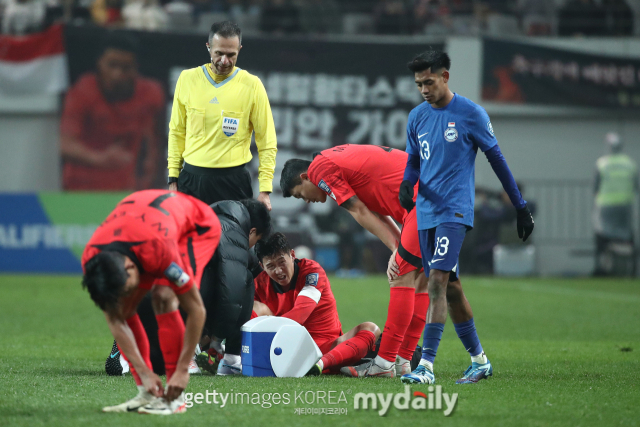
[298,0,340,34]
[1,0,47,34]
[91,0,124,26]
[413,0,454,35]
[60,32,165,191]
[593,132,638,275]
[316,206,366,277]
[374,0,410,34]
[462,184,535,274]
[602,0,633,36]
[122,0,168,30]
[463,187,513,274]
[260,0,299,34]
[517,0,554,35]
[189,0,224,24]
[558,0,604,36]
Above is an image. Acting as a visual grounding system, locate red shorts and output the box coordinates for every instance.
[394,209,423,276]
[312,332,342,354]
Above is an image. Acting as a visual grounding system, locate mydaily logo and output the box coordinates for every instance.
[353,385,458,416]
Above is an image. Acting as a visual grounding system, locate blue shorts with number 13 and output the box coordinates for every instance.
[418,222,469,281]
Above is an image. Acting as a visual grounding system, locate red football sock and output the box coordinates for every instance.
[156,310,185,381]
[398,292,430,361]
[320,330,376,370]
[118,314,152,386]
[377,286,415,363]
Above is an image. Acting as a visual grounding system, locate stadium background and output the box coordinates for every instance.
[1,3,639,425]
[3,15,640,275]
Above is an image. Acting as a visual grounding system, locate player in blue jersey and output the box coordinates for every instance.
[398,51,534,385]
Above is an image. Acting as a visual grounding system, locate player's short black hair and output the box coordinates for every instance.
[209,20,242,45]
[255,232,292,263]
[280,159,312,198]
[98,31,139,58]
[407,50,451,74]
[82,251,127,312]
[239,199,272,238]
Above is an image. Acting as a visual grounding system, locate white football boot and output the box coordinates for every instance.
[395,355,412,377]
[138,392,187,415]
[102,386,155,413]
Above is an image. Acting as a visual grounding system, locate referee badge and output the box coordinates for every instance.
[222,116,240,137]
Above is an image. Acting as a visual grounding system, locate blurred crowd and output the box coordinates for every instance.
[1,0,636,37]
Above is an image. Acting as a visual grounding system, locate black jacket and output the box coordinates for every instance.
[200,200,259,355]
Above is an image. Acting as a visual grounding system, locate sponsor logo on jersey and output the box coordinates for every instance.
[164,262,190,286]
[487,121,494,136]
[444,127,458,142]
[318,179,336,200]
[222,116,240,137]
[448,122,455,127]
[305,273,319,287]
[209,97,219,104]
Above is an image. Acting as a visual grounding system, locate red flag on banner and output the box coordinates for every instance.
[0,24,68,95]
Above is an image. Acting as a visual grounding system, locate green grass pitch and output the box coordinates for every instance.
[1,274,639,426]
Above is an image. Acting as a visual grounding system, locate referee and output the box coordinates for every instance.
[168,21,277,209]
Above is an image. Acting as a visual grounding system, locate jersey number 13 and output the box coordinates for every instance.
[420,141,430,161]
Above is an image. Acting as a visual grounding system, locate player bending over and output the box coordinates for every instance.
[398,50,534,385]
[252,232,381,375]
[82,190,221,414]
[197,199,272,376]
[280,145,429,378]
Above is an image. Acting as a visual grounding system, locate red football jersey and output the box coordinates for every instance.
[60,74,165,191]
[82,190,221,295]
[307,144,418,223]
[254,258,342,345]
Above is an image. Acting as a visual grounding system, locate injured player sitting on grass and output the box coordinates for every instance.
[252,232,382,376]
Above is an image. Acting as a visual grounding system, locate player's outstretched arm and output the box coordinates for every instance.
[167,286,206,400]
[342,196,399,251]
[253,300,273,316]
[104,310,164,397]
[484,145,534,241]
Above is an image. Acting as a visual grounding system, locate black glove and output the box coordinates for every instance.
[399,180,415,213]
[516,204,534,242]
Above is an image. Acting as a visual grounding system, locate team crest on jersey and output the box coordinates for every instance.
[305,273,319,287]
[444,127,458,142]
[222,116,240,137]
[487,121,494,137]
[164,262,190,287]
[318,179,337,200]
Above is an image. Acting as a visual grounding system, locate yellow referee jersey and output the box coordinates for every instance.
[168,65,277,193]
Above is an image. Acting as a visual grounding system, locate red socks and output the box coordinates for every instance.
[377,286,415,363]
[321,330,376,370]
[398,292,430,361]
[156,310,185,381]
[118,314,152,386]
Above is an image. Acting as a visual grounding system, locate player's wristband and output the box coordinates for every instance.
[167,177,178,185]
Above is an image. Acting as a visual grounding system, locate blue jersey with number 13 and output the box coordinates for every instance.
[406,93,497,230]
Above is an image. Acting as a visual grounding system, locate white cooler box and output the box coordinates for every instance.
[241,316,322,377]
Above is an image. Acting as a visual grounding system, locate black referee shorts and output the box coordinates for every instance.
[178,163,253,205]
